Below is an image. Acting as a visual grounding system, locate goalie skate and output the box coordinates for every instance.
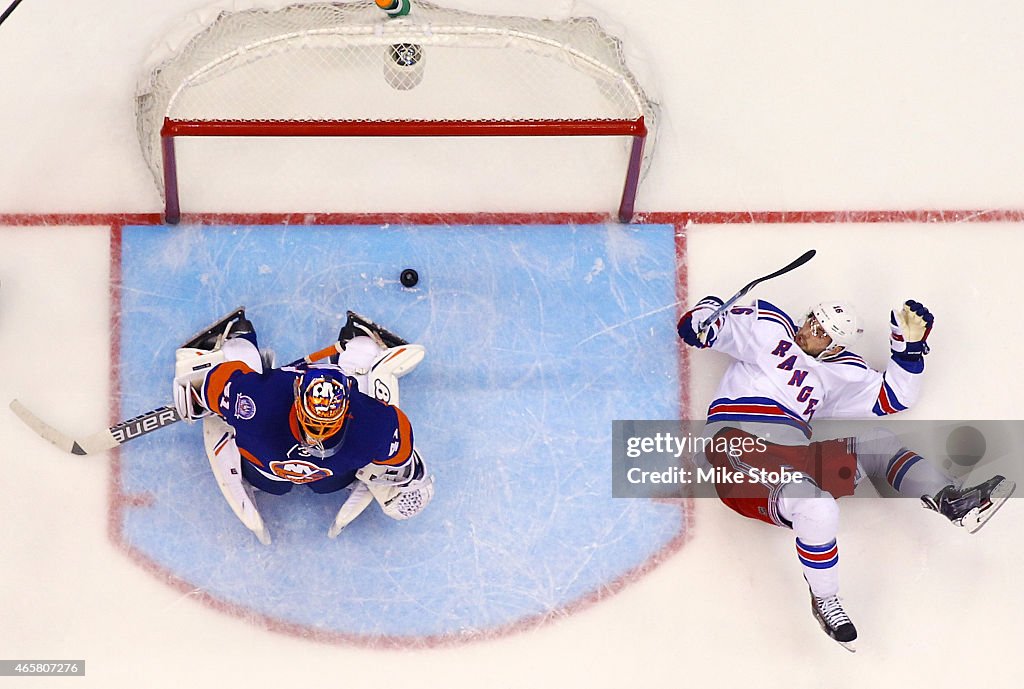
[922,475,1016,533]
[181,306,249,350]
[809,588,857,652]
[334,310,408,356]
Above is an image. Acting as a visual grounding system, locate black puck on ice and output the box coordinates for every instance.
[400,268,419,287]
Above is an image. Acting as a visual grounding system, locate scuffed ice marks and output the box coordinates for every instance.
[116,223,684,641]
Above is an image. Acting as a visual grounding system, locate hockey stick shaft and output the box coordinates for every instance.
[0,0,25,28]
[284,311,410,368]
[10,400,180,455]
[697,249,816,334]
[10,340,347,456]
[285,342,342,367]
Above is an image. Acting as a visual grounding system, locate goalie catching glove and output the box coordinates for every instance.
[356,450,435,520]
[889,300,933,371]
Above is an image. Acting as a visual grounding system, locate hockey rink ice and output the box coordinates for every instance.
[4,1,1024,688]
[4,218,1022,689]
[115,222,684,640]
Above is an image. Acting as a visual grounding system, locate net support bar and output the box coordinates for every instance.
[159,117,647,224]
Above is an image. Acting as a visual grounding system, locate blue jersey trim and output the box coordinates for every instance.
[821,351,869,369]
[707,396,811,439]
[756,300,798,338]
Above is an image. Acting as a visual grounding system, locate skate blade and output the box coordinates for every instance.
[965,479,1016,534]
[817,623,857,652]
[181,306,246,349]
[813,616,857,652]
[347,310,408,347]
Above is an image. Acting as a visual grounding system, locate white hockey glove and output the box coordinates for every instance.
[889,300,933,365]
[677,296,725,349]
[356,451,434,520]
[172,347,225,423]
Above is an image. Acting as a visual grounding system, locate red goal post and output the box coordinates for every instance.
[138,1,659,224]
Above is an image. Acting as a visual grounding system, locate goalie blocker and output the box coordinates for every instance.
[173,308,431,544]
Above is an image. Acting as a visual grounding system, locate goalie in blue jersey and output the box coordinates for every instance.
[172,309,432,544]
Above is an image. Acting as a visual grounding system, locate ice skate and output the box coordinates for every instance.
[180,306,272,368]
[334,310,408,357]
[809,588,857,652]
[181,306,250,350]
[922,475,1015,533]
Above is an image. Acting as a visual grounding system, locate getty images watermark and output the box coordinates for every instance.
[612,420,1024,499]
[623,430,803,487]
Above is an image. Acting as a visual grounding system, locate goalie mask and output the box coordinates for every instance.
[807,301,863,358]
[294,370,352,447]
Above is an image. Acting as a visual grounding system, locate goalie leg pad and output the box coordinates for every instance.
[327,482,375,538]
[175,347,227,382]
[335,335,385,377]
[367,344,426,407]
[372,344,426,379]
[221,335,264,373]
[202,416,271,544]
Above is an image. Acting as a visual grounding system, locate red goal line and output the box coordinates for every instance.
[2,209,1024,228]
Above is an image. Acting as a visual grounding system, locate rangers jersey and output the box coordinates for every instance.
[199,361,414,488]
[704,300,923,438]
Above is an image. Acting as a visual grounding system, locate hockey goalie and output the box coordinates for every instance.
[172,309,433,545]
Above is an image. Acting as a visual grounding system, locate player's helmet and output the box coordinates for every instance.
[807,301,863,357]
[293,370,352,447]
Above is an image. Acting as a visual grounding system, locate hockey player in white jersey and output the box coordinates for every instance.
[678,297,1014,651]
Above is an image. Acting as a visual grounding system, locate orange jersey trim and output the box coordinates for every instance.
[374,407,414,466]
[204,361,255,417]
[239,446,265,468]
[288,406,302,442]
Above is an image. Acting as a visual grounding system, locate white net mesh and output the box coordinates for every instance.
[136,0,658,202]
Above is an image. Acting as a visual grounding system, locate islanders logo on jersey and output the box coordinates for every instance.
[268,459,333,483]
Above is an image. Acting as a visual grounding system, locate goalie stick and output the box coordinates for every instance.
[9,401,180,456]
[9,316,398,456]
[9,307,248,455]
[697,249,817,338]
[10,336,336,456]
[284,310,409,367]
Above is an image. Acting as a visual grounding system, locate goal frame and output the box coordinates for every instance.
[159,116,648,224]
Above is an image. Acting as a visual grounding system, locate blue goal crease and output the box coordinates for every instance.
[116,223,684,638]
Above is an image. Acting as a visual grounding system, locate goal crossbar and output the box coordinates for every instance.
[160,116,648,224]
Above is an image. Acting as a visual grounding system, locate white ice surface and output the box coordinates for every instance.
[3,1,1024,213]
[3,227,1022,689]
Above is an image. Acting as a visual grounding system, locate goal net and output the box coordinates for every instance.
[136,0,659,223]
